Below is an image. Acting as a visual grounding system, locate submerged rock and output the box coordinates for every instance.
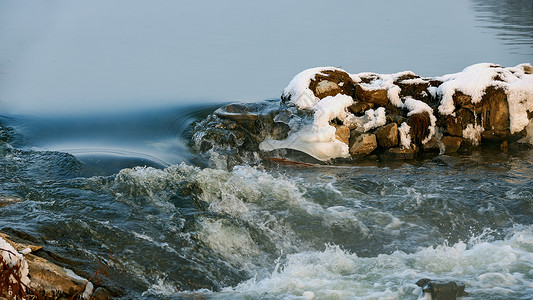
[191,63,533,163]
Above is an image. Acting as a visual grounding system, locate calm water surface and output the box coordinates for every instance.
[0,0,532,299]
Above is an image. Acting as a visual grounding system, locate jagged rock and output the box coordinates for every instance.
[349,133,377,156]
[355,85,389,106]
[375,123,398,149]
[441,136,463,153]
[334,125,350,145]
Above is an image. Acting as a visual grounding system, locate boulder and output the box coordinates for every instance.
[441,136,463,153]
[407,112,431,144]
[349,133,377,156]
[385,145,417,160]
[481,87,509,139]
[348,101,374,115]
[422,136,441,152]
[355,85,389,106]
[314,80,342,99]
[375,123,398,149]
[0,233,92,299]
[309,69,356,99]
[334,125,350,145]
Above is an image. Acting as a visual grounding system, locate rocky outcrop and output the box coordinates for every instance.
[192,63,533,163]
[0,232,110,299]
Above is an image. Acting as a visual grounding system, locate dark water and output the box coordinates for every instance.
[1,106,533,299]
[1,0,533,299]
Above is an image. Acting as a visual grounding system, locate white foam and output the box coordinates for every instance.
[215,225,533,299]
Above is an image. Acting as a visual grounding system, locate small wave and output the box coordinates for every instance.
[194,225,533,299]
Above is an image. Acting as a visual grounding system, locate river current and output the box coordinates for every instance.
[1,106,533,299]
[1,0,533,299]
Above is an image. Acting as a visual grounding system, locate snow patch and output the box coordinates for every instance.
[437,63,533,134]
[404,97,437,144]
[399,122,412,149]
[0,237,30,287]
[260,94,355,161]
[283,67,348,110]
[462,124,484,146]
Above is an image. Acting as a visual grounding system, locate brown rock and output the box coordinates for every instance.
[521,64,533,74]
[334,125,350,145]
[422,136,440,152]
[481,86,509,139]
[453,91,474,107]
[441,136,463,153]
[26,254,88,297]
[375,123,398,149]
[355,85,389,106]
[309,69,356,99]
[349,133,377,156]
[0,196,23,207]
[314,80,342,99]
[348,101,374,115]
[443,115,463,137]
[407,112,431,144]
[386,146,417,160]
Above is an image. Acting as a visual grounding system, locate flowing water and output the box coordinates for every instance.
[1,0,533,299]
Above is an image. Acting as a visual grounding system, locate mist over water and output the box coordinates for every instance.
[1,1,533,299]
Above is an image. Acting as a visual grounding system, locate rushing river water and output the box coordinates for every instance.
[1,0,533,299]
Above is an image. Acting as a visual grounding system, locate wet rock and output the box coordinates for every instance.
[0,233,90,299]
[385,145,417,160]
[92,287,113,300]
[349,133,377,156]
[441,136,463,153]
[375,123,398,149]
[0,196,23,207]
[334,125,350,145]
[355,85,389,106]
[26,254,88,297]
[422,136,441,152]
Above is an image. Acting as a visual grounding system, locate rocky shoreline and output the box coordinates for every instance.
[192,63,533,163]
[0,220,111,299]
